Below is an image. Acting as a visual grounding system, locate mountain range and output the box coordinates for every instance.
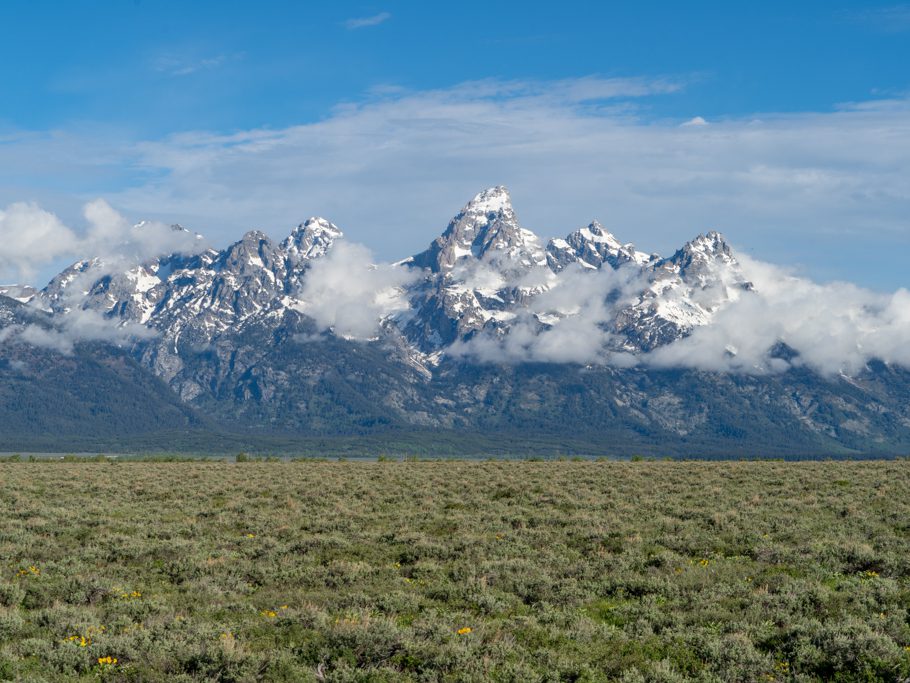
[2,187,909,457]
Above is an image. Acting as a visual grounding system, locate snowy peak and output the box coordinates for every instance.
[282,217,343,264]
[27,188,757,364]
[672,231,736,269]
[222,229,272,259]
[401,187,552,351]
[610,230,753,351]
[547,220,650,272]
[665,231,750,290]
[410,186,545,273]
[464,185,513,215]
[212,231,283,280]
[0,285,37,304]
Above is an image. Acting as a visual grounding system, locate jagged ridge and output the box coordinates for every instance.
[5,186,900,456]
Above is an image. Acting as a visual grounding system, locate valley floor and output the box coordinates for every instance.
[0,461,908,681]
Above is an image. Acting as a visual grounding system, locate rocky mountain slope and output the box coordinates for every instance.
[0,294,207,451]
[1,187,908,456]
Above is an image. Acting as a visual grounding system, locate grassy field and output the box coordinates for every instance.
[0,461,908,682]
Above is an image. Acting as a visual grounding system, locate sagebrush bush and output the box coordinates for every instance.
[0,460,908,681]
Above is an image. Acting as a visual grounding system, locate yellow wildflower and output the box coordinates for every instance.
[64,635,91,647]
[261,609,278,618]
[457,627,472,635]
[64,634,91,647]
[97,656,118,666]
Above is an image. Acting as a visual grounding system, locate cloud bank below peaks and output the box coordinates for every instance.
[449,250,910,377]
[646,256,910,376]
[0,199,204,353]
[448,264,640,366]
[0,308,156,356]
[295,241,418,340]
[3,191,910,377]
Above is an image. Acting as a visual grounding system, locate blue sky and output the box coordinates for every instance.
[1,0,910,289]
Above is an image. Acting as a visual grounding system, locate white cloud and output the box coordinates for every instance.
[344,12,391,29]
[0,324,72,355]
[0,200,203,354]
[0,198,203,283]
[0,305,156,355]
[296,241,418,339]
[0,203,80,281]
[444,248,910,376]
[82,199,202,263]
[647,256,910,376]
[152,54,231,77]
[682,116,708,126]
[450,264,642,365]
[1,75,909,291]
[48,76,900,294]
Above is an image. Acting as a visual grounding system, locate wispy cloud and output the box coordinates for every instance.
[344,11,391,30]
[1,76,909,293]
[152,53,237,77]
[842,4,910,33]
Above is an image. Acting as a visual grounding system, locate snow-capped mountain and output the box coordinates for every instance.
[612,231,754,351]
[40,218,342,333]
[3,186,909,456]
[37,217,344,384]
[31,186,750,363]
[399,186,750,355]
[402,186,552,350]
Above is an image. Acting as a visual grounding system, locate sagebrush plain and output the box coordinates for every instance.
[0,460,909,682]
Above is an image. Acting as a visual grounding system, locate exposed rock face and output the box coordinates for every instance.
[34,187,753,364]
[612,231,754,351]
[5,186,906,456]
[0,285,36,304]
[547,220,651,272]
[401,187,550,350]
